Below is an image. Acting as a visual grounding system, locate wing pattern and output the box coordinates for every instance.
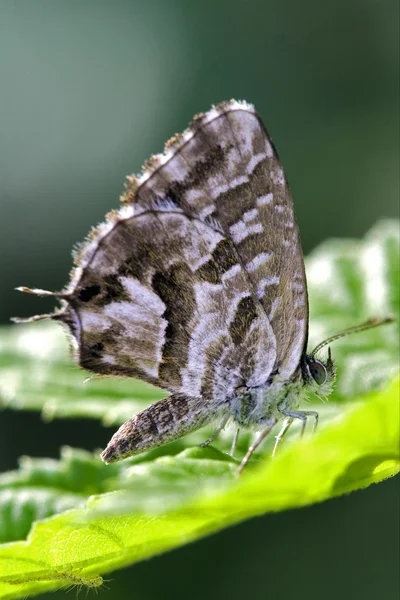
[55,100,308,401]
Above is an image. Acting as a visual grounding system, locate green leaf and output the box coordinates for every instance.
[0,220,398,598]
[0,379,398,599]
[0,447,122,543]
[306,219,399,398]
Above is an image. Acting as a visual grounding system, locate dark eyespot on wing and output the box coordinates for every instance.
[90,342,104,357]
[102,273,130,304]
[78,285,101,302]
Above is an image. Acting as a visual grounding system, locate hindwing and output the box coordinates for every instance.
[60,210,275,401]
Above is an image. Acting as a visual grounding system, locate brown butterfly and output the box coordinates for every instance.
[14,100,392,472]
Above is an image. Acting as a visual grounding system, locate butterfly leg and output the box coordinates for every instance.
[280,409,319,438]
[238,419,277,474]
[272,417,294,457]
[200,415,229,448]
[230,428,240,457]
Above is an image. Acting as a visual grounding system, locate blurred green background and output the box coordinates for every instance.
[0,1,398,599]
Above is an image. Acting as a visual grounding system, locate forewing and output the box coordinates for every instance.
[123,101,308,380]
[58,210,276,399]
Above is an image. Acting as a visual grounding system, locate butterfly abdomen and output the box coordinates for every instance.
[101,394,222,463]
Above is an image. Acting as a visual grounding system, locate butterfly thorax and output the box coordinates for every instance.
[230,369,305,427]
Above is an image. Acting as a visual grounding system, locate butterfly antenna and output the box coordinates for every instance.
[310,316,395,357]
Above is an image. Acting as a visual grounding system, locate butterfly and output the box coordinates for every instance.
[14,100,391,472]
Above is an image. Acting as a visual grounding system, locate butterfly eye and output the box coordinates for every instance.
[309,360,327,385]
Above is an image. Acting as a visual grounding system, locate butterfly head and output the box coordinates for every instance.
[302,347,336,400]
[300,316,394,400]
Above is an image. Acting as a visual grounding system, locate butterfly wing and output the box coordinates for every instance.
[122,100,308,381]
[37,100,307,400]
[17,101,309,463]
[58,208,276,401]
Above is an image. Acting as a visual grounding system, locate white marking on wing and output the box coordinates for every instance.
[294,298,306,308]
[257,276,280,298]
[249,223,264,237]
[257,193,273,206]
[183,280,256,395]
[210,183,230,198]
[181,313,225,396]
[136,359,160,378]
[294,271,305,281]
[272,167,285,186]
[245,252,272,272]
[207,169,250,201]
[274,205,285,213]
[199,204,217,220]
[152,196,181,212]
[192,252,214,270]
[185,222,223,269]
[247,151,267,173]
[120,277,166,314]
[102,300,167,376]
[243,208,259,222]
[230,221,248,243]
[230,174,249,188]
[104,301,159,325]
[80,311,112,332]
[226,291,253,326]
[208,170,256,201]
[222,264,241,281]
[230,221,263,243]
[268,297,281,320]
[186,188,206,206]
[194,281,224,309]
[213,344,241,398]
[102,354,116,365]
[243,317,277,388]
